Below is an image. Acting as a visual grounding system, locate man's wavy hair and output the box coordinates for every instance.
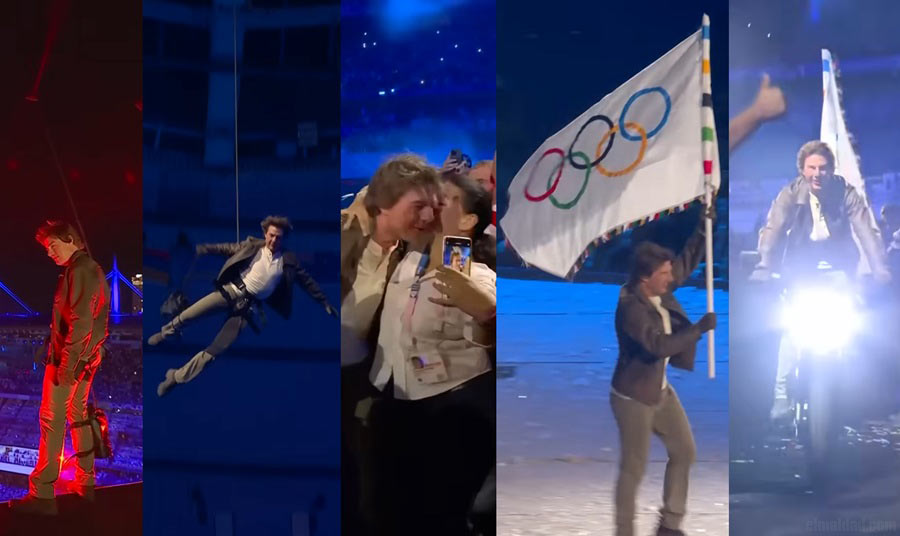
[796,140,835,174]
[364,153,442,218]
[260,215,293,237]
[34,220,84,249]
[629,241,675,286]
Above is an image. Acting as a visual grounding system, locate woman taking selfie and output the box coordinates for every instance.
[367,171,496,536]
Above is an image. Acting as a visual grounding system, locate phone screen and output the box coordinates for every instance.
[443,236,473,276]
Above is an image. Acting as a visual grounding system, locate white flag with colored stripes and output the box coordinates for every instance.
[820,50,864,194]
[820,49,879,274]
[501,15,719,278]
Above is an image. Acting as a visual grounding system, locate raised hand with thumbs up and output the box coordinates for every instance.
[752,73,786,120]
[728,72,787,151]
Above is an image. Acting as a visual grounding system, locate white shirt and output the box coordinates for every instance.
[340,239,396,366]
[809,192,831,242]
[648,295,672,390]
[240,247,284,299]
[369,251,495,400]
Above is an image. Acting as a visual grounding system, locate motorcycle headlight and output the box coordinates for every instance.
[781,287,862,355]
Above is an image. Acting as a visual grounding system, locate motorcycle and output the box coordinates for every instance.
[775,264,864,482]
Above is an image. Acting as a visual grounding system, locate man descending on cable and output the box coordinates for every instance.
[750,141,890,420]
[11,221,109,515]
[148,216,337,396]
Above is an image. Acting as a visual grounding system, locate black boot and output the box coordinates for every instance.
[9,494,58,516]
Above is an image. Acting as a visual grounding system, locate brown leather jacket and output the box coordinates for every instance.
[49,250,110,369]
[340,214,405,348]
[610,225,707,406]
[198,237,332,318]
[340,214,406,413]
[340,214,371,304]
[756,175,887,276]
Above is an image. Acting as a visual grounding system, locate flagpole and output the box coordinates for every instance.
[704,185,715,380]
[701,13,715,379]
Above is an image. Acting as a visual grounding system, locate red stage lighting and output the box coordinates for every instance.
[29,0,72,104]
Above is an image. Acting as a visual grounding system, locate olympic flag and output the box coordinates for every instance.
[820,49,879,275]
[821,50,863,192]
[500,16,719,280]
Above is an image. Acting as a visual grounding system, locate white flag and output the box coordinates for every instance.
[820,49,879,274]
[501,18,719,278]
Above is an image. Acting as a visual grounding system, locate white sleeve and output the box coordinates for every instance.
[463,263,496,344]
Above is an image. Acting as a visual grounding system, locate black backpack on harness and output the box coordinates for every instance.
[71,404,113,460]
[89,404,113,459]
[70,359,114,461]
[160,289,190,320]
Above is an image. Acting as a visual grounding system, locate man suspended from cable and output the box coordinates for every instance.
[148,215,337,396]
[11,221,110,515]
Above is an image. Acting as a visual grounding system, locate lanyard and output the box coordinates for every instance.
[408,246,431,300]
[402,247,431,346]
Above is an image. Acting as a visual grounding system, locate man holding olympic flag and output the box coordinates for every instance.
[500,15,720,536]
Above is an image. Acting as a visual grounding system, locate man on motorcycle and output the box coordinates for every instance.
[750,141,890,420]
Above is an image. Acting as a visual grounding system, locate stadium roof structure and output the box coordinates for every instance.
[107,256,142,317]
[0,255,141,318]
[0,278,37,317]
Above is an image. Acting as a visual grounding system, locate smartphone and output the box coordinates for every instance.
[443,235,473,276]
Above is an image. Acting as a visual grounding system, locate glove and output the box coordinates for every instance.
[696,312,717,333]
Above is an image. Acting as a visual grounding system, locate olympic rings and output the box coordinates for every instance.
[594,122,647,177]
[618,87,670,141]
[523,148,564,201]
[523,86,671,209]
[567,115,615,170]
[548,151,591,210]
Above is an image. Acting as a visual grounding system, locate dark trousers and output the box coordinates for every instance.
[366,372,496,536]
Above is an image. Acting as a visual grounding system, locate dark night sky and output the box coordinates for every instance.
[0,0,141,315]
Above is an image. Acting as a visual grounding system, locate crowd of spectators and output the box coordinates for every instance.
[0,319,142,496]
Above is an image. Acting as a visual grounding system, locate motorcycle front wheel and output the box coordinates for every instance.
[806,369,838,486]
